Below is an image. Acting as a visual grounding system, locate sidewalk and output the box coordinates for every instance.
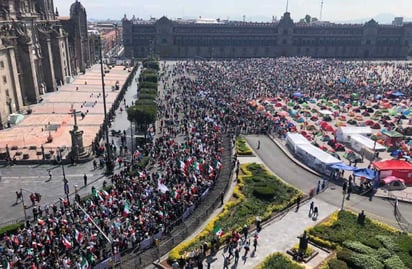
[202,197,337,269]
[152,151,337,269]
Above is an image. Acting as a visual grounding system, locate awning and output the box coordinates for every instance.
[329,163,357,171]
[353,168,376,180]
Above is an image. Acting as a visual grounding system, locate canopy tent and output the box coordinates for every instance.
[373,160,412,185]
[295,143,342,174]
[285,132,311,154]
[353,168,376,180]
[329,163,357,171]
[373,159,412,170]
[336,126,372,143]
[350,134,386,152]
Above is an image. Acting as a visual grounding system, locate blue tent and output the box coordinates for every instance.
[330,163,357,171]
[353,168,376,180]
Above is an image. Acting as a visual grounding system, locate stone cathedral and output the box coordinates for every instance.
[0,0,90,129]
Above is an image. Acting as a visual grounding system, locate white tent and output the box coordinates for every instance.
[336,126,372,143]
[295,143,342,174]
[319,109,333,115]
[350,134,386,152]
[286,132,311,154]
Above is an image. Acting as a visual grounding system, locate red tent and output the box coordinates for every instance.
[373,160,412,185]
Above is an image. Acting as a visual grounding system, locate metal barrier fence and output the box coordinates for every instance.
[388,191,411,233]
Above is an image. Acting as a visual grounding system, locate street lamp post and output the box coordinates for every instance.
[20,188,28,223]
[130,121,134,163]
[58,147,69,204]
[99,35,113,175]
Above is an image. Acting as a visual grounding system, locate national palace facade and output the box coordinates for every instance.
[123,12,412,59]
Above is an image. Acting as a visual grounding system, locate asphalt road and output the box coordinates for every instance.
[245,135,412,230]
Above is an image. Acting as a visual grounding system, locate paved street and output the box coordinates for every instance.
[245,135,412,229]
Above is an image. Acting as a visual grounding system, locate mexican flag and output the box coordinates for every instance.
[80,257,90,269]
[4,261,11,269]
[123,200,131,217]
[75,229,83,244]
[213,226,224,238]
[62,236,72,249]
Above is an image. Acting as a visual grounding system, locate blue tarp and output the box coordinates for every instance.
[330,163,357,171]
[391,91,404,97]
[353,168,376,180]
[293,92,304,98]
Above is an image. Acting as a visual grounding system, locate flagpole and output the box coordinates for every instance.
[75,201,112,245]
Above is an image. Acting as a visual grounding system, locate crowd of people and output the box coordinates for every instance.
[1,58,412,268]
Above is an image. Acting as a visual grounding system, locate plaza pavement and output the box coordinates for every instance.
[0,64,131,160]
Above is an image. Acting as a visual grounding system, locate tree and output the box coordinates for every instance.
[127,104,157,140]
[299,14,318,24]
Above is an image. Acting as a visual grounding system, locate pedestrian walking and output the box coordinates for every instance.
[15,190,22,204]
[32,206,38,221]
[243,240,250,257]
[313,206,319,219]
[93,159,97,170]
[234,247,240,264]
[316,180,321,194]
[257,140,260,150]
[296,195,301,211]
[253,234,258,251]
[83,174,88,186]
[48,170,52,181]
[242,224,248,240]
[309,201,314,217]
[223,254,230,269]
[346,183,353,200]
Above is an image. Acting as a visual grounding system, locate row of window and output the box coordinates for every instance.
[174,38,276,46]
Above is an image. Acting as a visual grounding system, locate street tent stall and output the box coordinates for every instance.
[350,134,386,152]
[373,159,412,185]
[295,143,342,175]
[353,168,376,180]
[336,126,372,143]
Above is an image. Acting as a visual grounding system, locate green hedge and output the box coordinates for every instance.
[256,253,304,269]
[327,258,348,269]
[139,81,158,89]
[308,211,412,268]
[0,222,24,237]
[236,137,253,155]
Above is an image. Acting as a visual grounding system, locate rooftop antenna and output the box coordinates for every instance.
[285,0,289,12]
[243,15,246,22]
[320,0,324,21]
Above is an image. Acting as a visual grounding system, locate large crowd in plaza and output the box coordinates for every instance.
[1,57,412,268]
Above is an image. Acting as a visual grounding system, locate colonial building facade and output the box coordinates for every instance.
[0,0,90,129]
[123,12,412,60]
